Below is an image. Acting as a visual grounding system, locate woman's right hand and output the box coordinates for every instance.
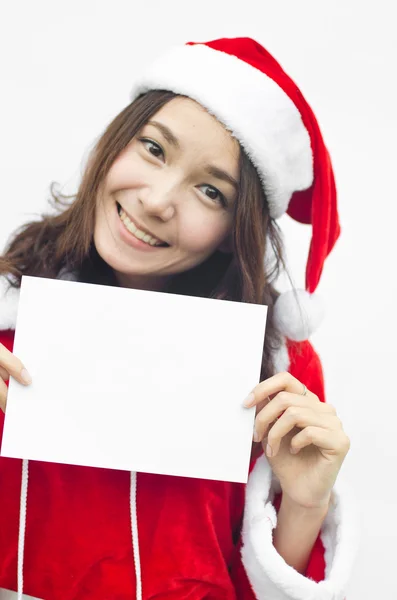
[0,343,32,412]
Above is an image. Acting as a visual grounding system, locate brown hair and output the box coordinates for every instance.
[0,90,287,379]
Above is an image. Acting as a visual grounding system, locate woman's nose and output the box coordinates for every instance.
[139,186,177,221]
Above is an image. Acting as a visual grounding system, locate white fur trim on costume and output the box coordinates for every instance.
[273,289,325,342]
[0,276,20,331]
[129,43,313,219]
[241,455,358,600]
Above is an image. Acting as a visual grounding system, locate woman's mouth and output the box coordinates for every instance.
[116,202,168,248]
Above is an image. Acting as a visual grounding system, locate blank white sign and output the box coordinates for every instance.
[1,276,267,483]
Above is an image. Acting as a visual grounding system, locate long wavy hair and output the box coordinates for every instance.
[0,90,288,379]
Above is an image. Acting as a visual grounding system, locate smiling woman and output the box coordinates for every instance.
[0,37,355,600]
[94,97,241,289]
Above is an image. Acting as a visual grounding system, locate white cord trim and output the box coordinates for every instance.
[130,471,142,600]
[17,459,29,600]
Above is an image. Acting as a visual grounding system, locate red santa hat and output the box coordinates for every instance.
[129,37,341,341]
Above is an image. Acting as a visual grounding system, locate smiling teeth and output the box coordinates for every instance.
[119,207,163,246]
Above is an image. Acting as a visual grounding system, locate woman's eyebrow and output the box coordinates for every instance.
[147,120,238,191]
[204,164,239,191]
[147,121,181,149]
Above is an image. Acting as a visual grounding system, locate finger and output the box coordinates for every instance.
[0,366,9,381]
[253,390,325,441]
[0,343,31,385]
[290,426,351,457]
[244,371,316,408]
[0,377,8,412]
[254,394,273,416]
[264,407,338,455]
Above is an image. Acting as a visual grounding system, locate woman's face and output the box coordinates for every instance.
[94,96,240,289]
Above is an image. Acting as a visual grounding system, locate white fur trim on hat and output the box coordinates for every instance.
[241,454,358,600]
[129,43,313,219]
[273,289,325,341]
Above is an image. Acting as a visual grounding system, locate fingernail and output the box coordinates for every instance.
[266,443,273,457]
[243,392,255,407]
[20,368,32,385]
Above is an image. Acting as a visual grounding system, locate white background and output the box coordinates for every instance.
[1,1,396,597]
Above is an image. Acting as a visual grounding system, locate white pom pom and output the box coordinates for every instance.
[273,289,325,341]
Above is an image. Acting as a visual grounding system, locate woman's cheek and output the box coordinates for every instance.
[180,213,231,253]
[105,151,146,192]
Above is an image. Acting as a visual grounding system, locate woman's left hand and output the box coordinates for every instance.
[244,372,350,509]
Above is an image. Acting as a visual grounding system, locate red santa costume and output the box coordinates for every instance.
[0,37,356,599]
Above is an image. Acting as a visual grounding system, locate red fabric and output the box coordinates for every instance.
[0,331,326,598]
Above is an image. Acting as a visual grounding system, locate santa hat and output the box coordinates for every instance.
[129,37,341,341]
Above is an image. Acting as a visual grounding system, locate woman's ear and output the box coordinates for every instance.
[218,234,234,254]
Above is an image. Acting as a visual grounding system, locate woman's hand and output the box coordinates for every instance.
[244,372,350,509]
[0,343,32,412]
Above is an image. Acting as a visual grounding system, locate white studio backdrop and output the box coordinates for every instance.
[1,1,396,598]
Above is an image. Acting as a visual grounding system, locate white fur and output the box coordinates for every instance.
[241,455,358,600]
[273,289,325,341]
[129,43,313,219]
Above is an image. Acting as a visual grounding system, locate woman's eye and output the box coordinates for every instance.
[140,138,164,160]
[199,185,227,207]
[138,139,227,207]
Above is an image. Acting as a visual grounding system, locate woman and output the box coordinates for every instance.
[0,37,355,599]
